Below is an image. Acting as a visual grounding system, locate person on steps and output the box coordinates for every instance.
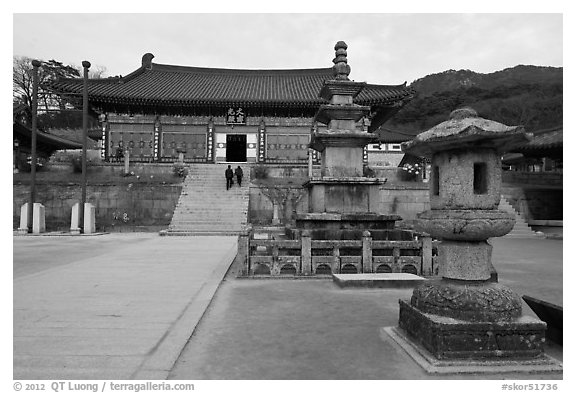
[235,166,243,187]
[225,165,234,190]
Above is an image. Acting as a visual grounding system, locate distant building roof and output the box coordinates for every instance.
[521,126,562,150]
[13,121,83,156]
[47,53,415,122]
[511,126,562,159]
[375,126,421,143]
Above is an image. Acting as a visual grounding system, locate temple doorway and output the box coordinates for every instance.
[226,134,247,162]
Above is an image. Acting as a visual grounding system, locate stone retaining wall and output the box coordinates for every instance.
[13,183,182,232]
[502,186,563,221]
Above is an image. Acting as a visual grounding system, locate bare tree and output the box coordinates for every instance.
[13,56,81,115]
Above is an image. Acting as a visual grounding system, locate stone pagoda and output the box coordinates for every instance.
[294,41,402,239]
[387,107,561,372]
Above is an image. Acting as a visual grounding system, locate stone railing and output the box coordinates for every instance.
[237,229,438,277]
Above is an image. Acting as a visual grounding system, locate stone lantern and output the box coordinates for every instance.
[390,108,559,368]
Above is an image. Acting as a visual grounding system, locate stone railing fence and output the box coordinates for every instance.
[237,228,438,277]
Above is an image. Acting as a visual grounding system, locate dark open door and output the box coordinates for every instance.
[226,134,247,162]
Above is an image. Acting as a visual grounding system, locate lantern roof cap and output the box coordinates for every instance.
[402,107,531,157]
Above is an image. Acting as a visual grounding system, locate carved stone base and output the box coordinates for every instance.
[398,299,546,360]
[411,279,523,322]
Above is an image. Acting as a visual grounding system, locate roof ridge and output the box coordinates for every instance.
[150,62,334,75]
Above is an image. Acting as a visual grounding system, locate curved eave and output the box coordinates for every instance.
[13,122,83,154]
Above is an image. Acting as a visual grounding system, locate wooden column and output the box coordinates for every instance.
[27,59,41,232]
[258,118,266,162]
[79,60,91,232]
[153,116,161,162]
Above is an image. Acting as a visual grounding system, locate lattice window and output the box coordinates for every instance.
[266,134,309,162]
[160,124,207,160]
[108,122,155,162]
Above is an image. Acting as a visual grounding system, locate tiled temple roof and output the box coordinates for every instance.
[517,127,563,151]
[13,121,83,156]
[47,57,415,112]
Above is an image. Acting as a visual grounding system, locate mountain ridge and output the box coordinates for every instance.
[387,65,562,134]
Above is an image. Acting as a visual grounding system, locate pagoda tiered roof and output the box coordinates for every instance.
[47,54,415,119]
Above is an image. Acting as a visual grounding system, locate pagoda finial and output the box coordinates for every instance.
[332,41,350,81]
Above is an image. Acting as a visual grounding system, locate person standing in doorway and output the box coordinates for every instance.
[225,165,234,190]
[235,165,244,187]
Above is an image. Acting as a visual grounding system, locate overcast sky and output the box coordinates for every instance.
[13,13,563,85]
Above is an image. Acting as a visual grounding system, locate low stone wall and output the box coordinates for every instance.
[46,162,177,177]
[13,183,182,232]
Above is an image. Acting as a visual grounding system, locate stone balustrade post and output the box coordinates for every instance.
[238,227,251,276]
[271,245,279,276]
[421,235,433,276]
[301,230,312,275]
[272,202,280,225]
[333,245,341,273]
[393,246,401,272]
[362,230,373,273]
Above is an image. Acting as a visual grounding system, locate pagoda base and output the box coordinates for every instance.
[382,326,562,375]
[397,299,547,360]
[304,177,386,214]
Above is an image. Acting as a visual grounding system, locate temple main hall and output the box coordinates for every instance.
[48,53,415,164]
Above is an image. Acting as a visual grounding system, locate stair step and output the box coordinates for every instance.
[168,163,251,232]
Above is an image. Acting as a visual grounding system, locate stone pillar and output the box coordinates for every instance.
[18,203,45,234]
[237,227,251,275]
[32,203,45,234]
[18,204,29,234]
[420,235,433,276]
[301,230,312,275]
[124,149,130,175]
[84,203,96,234]
[362,230,372,273]
[272,203,280,225]
[70,203,81,234]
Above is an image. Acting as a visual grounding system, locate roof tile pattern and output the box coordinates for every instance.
[48,63,414,109]
[519,127,563,150]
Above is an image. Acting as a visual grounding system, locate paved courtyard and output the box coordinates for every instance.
[13,233,562,380]
[13,233,237,380]
[169,236,563,380]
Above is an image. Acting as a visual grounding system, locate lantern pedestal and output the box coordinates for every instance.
[398,299,546,360]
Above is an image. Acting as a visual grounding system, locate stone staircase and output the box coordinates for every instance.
[499,196,539,238]
[162,164,250,236]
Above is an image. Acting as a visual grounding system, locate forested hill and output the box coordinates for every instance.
[387,65,562,133]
